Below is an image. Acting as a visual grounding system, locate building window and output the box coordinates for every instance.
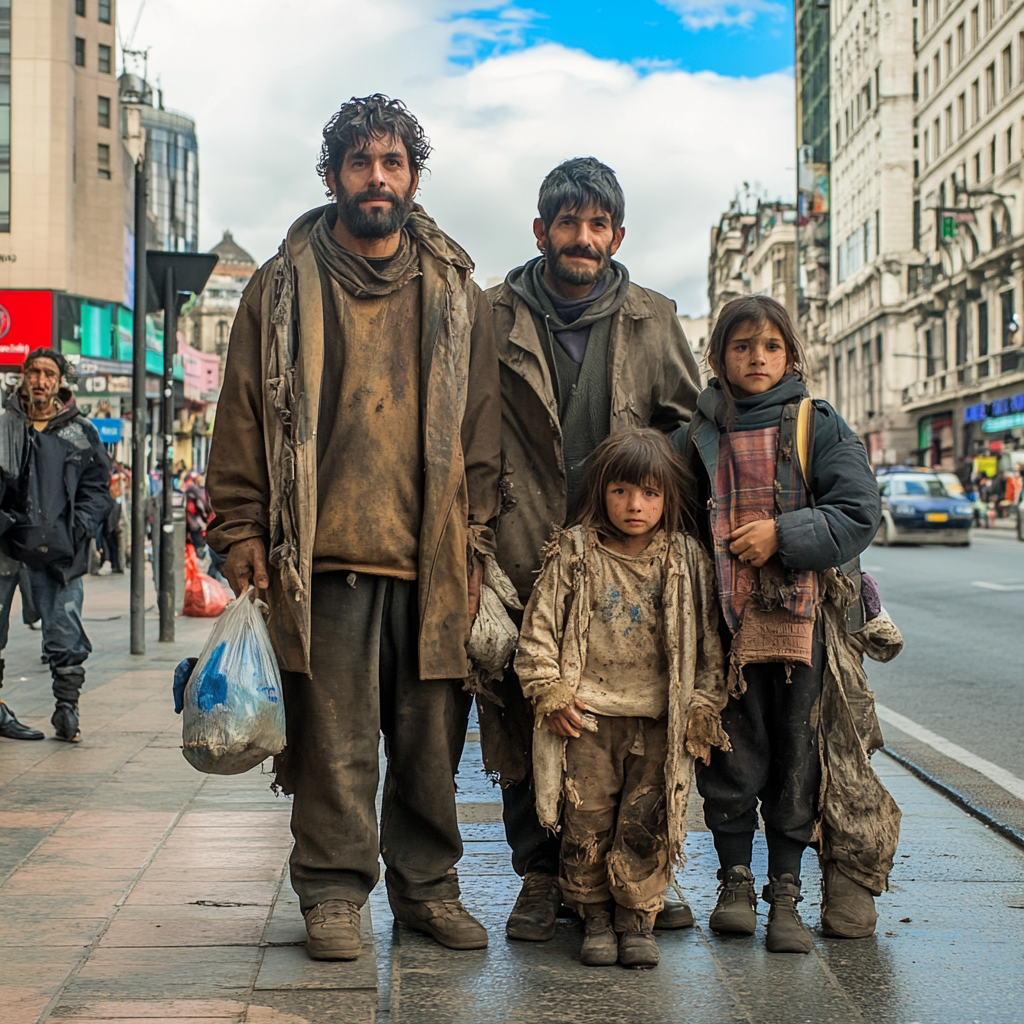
[97,95,110,128]
[98,43,111,74]
[934,118,941,159]
[990,135,997,175]
[958,92,967,135]
[979,300,989,356]
[836,120,842,149]
[958,21,966,61]
[97,143,110,179]
[945,105,954,149]
[1008,125,1014,165]
[75,37,85,67]
[985,0,995,31]
[945,36,953,74]
[934,53,941,91]
[1002,290,1016,347]
[972,79,981,123]
[924,128,931,167]
[98,0,110,23]
[986,62,996,110]
[974,150,982,182]
[971,6,979,46]
[923,66,930,98]
[75,0,84,14]
[1003,45,1013,96]
[0,0,10,233]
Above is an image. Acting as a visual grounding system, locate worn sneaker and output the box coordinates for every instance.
[655,887,695,929]
[51,701,81,743]
[0,700,44,741]
[763,875,814,953]
[303,900,362,961]
[580,907,618,967]
[820,860,878,938]
[388,893,488,950]
[708,865,757,935]
[506,872,562,941]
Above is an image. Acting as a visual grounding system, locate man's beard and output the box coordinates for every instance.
[545,240,613,287]
[336,185,414,240]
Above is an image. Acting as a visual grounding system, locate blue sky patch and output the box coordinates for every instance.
[448,1,793,77]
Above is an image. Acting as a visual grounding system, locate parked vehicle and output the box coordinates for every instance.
[874,470,973,546]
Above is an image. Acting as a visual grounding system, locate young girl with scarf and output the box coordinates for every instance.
[676,295,901,953]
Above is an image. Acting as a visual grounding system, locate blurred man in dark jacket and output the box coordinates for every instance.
[0,348,112,742]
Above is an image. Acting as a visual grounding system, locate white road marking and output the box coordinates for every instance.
[876,703,1024,802]
[971,581,1024,591]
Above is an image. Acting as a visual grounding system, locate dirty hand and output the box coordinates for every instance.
[223,537,269,597]
[546,698,588,738]
[728,519,779,568]
[467,561,484,626]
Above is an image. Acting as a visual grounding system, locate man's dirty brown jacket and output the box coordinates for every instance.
[206,205,501,679]
[487,278,701,607]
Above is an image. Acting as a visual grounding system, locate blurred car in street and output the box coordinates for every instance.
[874,468,973,546]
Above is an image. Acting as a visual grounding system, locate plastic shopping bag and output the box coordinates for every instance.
[180,587,285,774]
[183,543,232,618]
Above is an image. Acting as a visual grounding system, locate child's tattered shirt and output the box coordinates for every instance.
[578,530,670,719]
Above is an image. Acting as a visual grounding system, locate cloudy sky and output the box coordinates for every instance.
[117,0,795,315]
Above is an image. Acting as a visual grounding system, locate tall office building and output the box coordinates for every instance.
[795,0,832,393]
[827,0,919,465]
[0,0,129,366]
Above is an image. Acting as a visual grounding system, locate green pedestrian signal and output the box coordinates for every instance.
[942,215,956,240]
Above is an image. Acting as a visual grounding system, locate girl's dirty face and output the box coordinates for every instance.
[605,479,664,539]
[720,319,792,398]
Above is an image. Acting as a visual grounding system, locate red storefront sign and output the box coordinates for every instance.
[0,290,54,365]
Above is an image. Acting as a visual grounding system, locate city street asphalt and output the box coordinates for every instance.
[863,524,1024,841]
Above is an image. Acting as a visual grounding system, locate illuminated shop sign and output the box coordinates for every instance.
[965,394,1024,425]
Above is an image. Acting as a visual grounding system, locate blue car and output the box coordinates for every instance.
[874,470,973,547]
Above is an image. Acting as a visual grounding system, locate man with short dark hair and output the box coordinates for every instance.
[485,157,702,942]
[207,95,500,960]
[0,348,112,742]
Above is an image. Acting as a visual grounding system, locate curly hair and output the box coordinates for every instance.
[316,94,431,192]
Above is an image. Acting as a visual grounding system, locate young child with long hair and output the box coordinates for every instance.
[676,294,900,953]
[515,429,728,968]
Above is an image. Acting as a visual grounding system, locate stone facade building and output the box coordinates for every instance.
[902,0,1024,471]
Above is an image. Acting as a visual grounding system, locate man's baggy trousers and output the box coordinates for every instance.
[276,571,472,912]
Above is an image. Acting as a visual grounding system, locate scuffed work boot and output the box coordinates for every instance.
[763,875,814,954]
[655,887,695,929]
[708,865,757,935]
[617,908,660,969]
[820,860,878,938]
[303,900,362,961]
[0,700,44,740]
[51,701,81,743]
[579,905,618,967]
[388,892,488,950]
[506,872,562,941]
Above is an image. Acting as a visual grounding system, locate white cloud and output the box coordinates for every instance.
[117,1,793,314]
[657,0,787,31]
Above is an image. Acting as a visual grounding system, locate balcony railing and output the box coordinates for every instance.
[902,349,1024,404]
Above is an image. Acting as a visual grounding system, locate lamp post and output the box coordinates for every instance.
[127,109,147,657]
[145,251,218,643]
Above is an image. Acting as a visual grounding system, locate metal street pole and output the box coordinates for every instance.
[130,151,147,656]
[159,266,176,643]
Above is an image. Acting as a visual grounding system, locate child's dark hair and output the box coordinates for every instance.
[705,295,808,397]
[575,428,700,540]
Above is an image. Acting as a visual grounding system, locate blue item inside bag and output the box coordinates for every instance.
[179,588,285,775]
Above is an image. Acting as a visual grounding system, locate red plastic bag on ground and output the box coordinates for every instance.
[184,543,232,618]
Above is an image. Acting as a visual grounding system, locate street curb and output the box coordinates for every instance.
[883,746,1024,851]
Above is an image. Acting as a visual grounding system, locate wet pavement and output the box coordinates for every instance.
[1,573,1023,1024]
